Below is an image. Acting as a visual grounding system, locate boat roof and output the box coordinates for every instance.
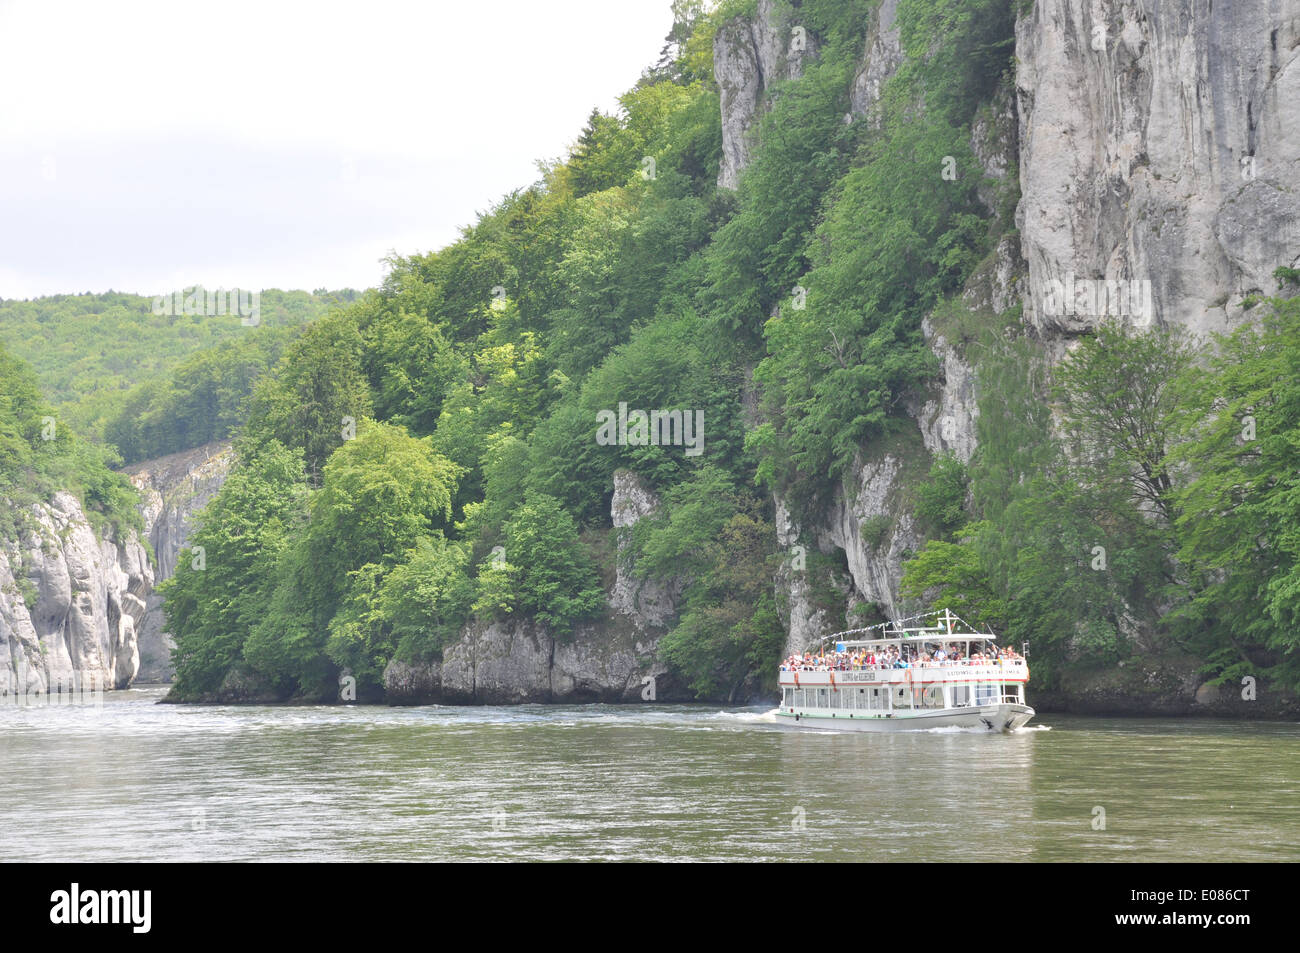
[819,609,1000,649]
[835,633,997,648]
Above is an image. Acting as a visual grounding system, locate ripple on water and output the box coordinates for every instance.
[2,693,1297,861]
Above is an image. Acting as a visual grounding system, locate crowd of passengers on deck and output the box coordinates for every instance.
[780,644,1022,672]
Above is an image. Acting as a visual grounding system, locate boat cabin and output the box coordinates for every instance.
[777,611,1029,723]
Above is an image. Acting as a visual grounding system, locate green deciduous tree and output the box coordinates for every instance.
[485,494,604,638]
[242,313,373,484]
[163,439,309,697]
[1171,299,1300,687]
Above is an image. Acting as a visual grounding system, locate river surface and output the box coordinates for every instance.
[2,686,1298,862]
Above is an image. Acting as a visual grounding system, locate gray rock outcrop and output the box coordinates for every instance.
[0,492,152,695]
[848,0,903,121]
[772,494,846,657]
[609,469,683,627]
[814,447,924,624]
[715,0,822,188]
[126,441,233,681]
[1016,0,1300,337]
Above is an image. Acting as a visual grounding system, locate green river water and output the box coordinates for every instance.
[1,686,1297,862]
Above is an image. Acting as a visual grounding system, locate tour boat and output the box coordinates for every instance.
[776,609,1034,732]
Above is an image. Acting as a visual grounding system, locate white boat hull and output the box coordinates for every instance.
[775,703,1035,733]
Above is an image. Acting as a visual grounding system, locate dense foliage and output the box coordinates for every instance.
[0,342,141,542]
[0,289,355,454]
[901,303,1300,695]
[157,0,1030,701]
[154,0,1300,706]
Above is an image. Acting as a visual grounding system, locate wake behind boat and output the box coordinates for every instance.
[777,609,1034,732]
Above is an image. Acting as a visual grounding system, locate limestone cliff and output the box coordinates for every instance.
[0,493,152,696]
[1017,0,1300,337]
[741,0,1300,722]
[125,441,234,682]
[715,0,904,189]
[715,0,822,189]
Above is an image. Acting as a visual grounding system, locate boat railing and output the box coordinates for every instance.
[779,658,1027,674]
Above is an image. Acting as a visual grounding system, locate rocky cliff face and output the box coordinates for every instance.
[740,2,1018,657]
[0,493,152,696]
[384,468,684,704]
[716,0,905,189]
[1017,0,1300,337]
[126,441,234,682]
[733,0,1300,725]
[849,0,902,121]
[715,0,822,189]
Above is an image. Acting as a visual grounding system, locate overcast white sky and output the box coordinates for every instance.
[0,0,676,300]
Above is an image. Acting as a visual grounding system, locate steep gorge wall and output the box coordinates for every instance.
[0,441,235,697]
[0,493,152,695]
[725,0,1300,716]
[1017,0,1300,338]
[716,0,1018,656]
[126,441,234,682]
[117,2,1300,713]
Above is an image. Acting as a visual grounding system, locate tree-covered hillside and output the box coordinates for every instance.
[0,341,140,540]
[162,0,1021,702]
[0,288,357,453]
[158,0,1300,708]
